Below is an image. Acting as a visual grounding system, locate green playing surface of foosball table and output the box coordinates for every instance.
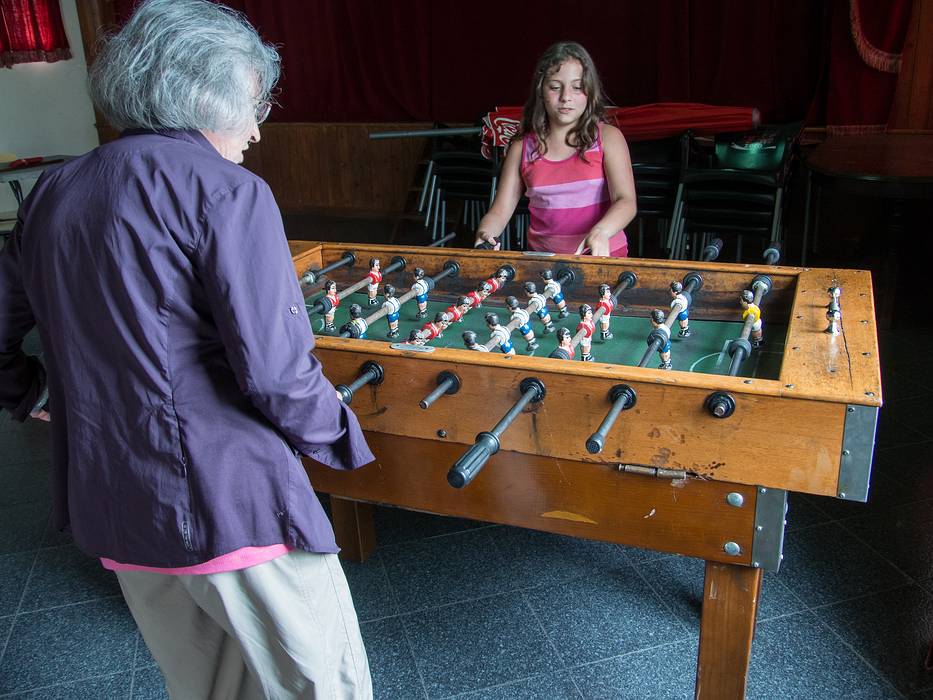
[306,292,786,379]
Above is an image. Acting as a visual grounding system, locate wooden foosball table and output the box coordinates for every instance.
[289,241,881,699]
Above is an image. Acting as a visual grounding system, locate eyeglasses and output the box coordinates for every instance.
[254,99,272,125]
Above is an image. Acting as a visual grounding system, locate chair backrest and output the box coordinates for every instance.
[713,121,804,175]
[630,135,685,218]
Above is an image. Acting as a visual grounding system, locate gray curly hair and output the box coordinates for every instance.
[89,0,280,133]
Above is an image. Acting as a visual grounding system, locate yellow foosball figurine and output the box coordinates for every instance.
[740,290,763,347]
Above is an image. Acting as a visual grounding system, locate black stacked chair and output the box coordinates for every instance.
[628,135,685,257]
[419,134,498,246]
[667,122,803,262]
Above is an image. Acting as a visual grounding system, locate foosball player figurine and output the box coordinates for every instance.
[341,303,368,339]
[541,269,569,319]
[548,327,574,360]
[412,267,430,319]
[577,303,595,362]
[650,309,673,369]
[382,284,401,338]
[486,267,511,295]
[323,279,340,332]
[420,312,450,342]
[466,281,493,310]
[740,289,764,347]
[505,296,539,352]
[445,296,472,324]
[596,283,615,341]
[463,329,489,352]
[406,329,425,345]
[523,281,556,334]
[485,312,516,356]
[670,281,691,338]
[366,257,382,306]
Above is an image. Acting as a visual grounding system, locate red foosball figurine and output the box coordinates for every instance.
[577,303,595,361]
[466,281,493,310]
[445,296,472,324]
[366,258,382,306]
[323,279,339,332]
[548,327,574,360]
[596,284,615,341]
[420,312,450,342]
[486,267,511,295]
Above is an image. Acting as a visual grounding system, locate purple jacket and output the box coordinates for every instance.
[0,130,374,567]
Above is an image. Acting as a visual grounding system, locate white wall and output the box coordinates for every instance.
[0,0,98,213]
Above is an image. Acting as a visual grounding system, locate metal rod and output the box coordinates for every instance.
[369,127,484,140]
[300,251,356,287]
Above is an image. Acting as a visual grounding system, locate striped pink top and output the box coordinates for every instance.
[521,128,628,256]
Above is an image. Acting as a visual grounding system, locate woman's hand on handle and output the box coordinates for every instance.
[474,231,500,250]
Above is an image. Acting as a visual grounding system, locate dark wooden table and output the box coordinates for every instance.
[802,134,933,325]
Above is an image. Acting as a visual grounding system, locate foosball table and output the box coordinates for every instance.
[289,240,881,699]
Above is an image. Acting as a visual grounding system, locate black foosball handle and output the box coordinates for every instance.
[300,251,356,287]
[701,238,724,262]
[586,385,637,454]
[762,242,781,266]
[420,371,461,410]
[474,241,496,250]
[335,361,384,405]
[447,378,545,488]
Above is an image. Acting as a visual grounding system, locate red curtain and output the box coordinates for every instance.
[0,0,71,68]
[109,0,911,130]
[817,0,913,133]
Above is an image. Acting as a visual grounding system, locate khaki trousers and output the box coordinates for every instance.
[116,550,372,700]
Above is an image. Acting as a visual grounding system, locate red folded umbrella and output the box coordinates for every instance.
[481,103,760,157]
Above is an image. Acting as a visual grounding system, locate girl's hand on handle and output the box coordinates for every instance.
[574,229,611,257]
[474,231,501,250]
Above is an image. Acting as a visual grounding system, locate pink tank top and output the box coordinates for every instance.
[521,128,628,256]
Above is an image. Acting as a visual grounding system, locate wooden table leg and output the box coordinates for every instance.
[695,561,763,700]
[329,497,376,562]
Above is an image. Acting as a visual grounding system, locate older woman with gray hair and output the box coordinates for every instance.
[0,0,374,697]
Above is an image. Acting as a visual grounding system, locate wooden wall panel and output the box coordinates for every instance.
[242,123,429,214]
[891,0,933,130]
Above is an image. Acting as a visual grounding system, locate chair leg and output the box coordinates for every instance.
[417,161,434,213]
[431,190,441,241]
[438,198,447,242]
[770,188,784,244]
[424,175,437,228]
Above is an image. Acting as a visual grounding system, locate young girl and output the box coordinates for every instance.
[474,42,636,257]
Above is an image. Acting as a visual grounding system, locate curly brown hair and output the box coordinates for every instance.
[521,42,608,160]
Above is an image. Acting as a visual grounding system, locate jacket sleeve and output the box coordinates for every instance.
[195,178,374,470]
[0,217,46,422]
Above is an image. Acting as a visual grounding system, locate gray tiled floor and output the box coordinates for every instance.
[0,327,931,698]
